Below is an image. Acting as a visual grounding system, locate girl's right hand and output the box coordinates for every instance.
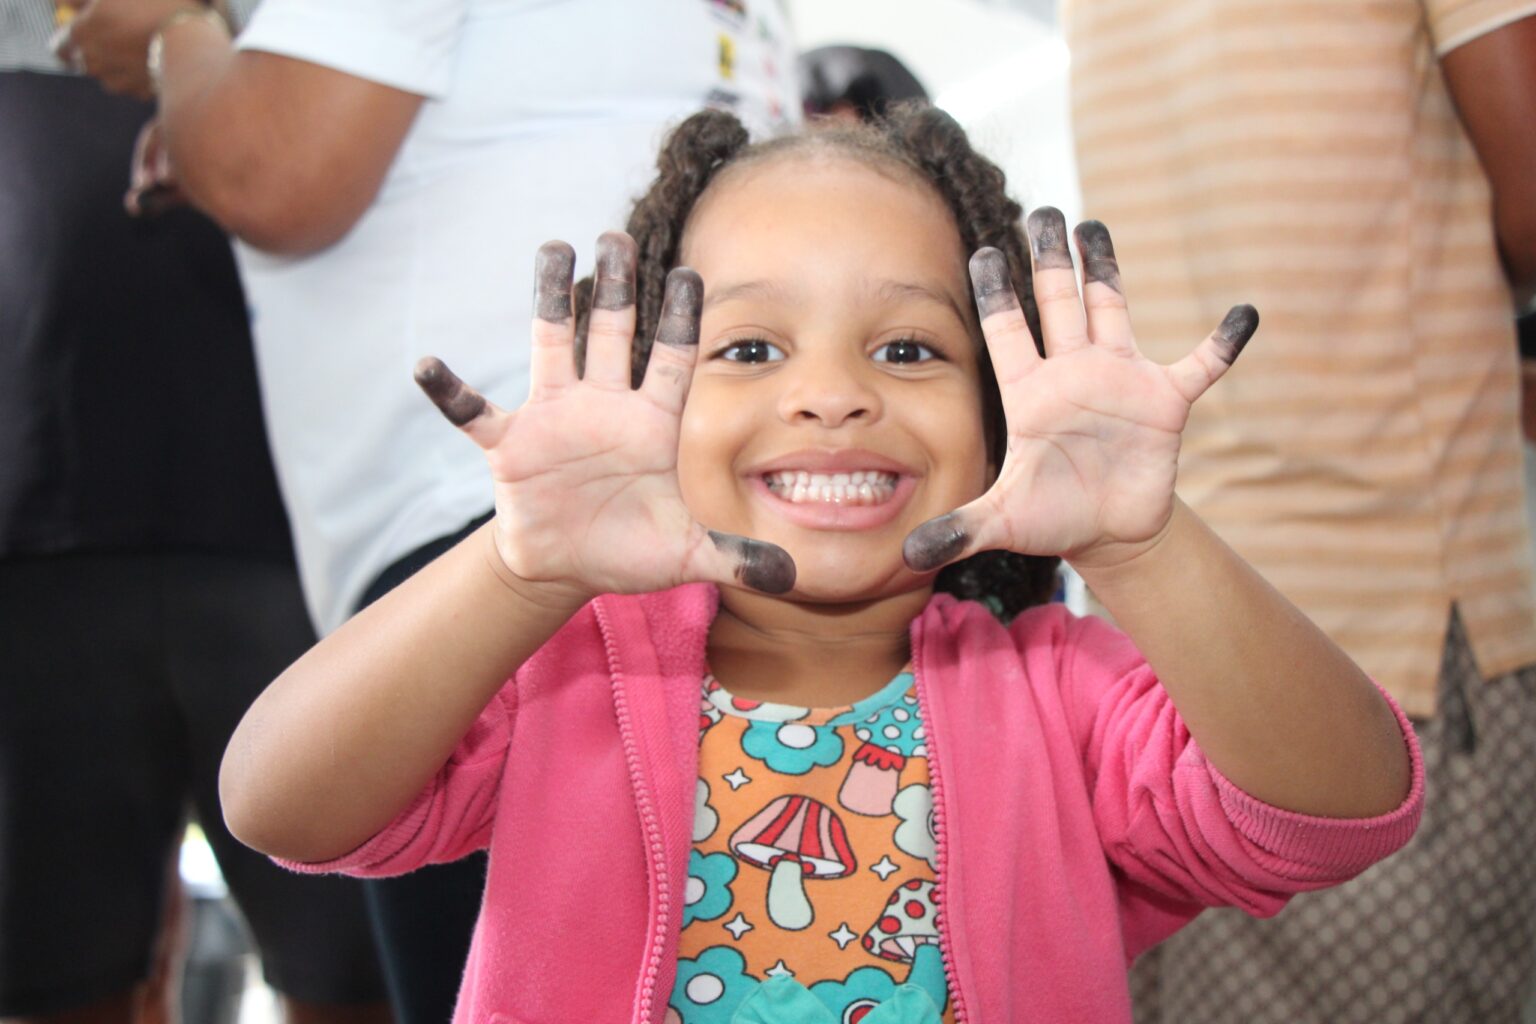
[414,233,795,601]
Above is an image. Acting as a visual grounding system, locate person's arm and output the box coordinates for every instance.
[1439,12,1536,305]
[60,0,421,254]
[219,238,794,863]
[905,211,1413,821]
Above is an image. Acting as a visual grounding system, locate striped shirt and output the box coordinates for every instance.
[1065,0,1536,717]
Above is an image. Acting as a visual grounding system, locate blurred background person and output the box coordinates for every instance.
[1065,0,1536,1021]
[0,3,390,1023]
[58,0,798,1020]
[798,43,928,121]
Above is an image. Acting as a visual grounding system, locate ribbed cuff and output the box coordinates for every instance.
[1205,682,1426,878]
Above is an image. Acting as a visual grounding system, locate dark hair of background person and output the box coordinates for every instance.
[572,104,1060,620]
[798,45,930,120]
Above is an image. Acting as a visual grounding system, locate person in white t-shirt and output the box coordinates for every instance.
[62,0,799,1019]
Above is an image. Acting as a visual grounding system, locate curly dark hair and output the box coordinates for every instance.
[575,102,1060,620]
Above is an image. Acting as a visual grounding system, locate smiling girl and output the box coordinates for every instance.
[219,107,1422,1023]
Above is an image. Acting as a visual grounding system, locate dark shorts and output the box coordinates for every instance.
[0,551,387,1015]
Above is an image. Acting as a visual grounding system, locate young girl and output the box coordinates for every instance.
[220,107,1423,1023]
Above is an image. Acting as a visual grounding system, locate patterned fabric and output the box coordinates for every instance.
[670,672,954,1024]
[1130,613,1536,1023]
[1065,0,1536,717]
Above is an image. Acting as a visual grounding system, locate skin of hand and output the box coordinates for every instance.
[901,205,1408,818]
[1439,14,1536,304]
[54,0,196,100]
[416,233,796,600]
[221,235,794,861]
[124,118,185,217]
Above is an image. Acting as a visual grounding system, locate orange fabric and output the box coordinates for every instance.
[674,671,955,1020]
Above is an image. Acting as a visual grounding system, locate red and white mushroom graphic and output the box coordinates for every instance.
[729,795,856,931]
[862,878,939,962]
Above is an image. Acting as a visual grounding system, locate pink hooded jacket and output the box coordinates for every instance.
[288,585,1423,1022]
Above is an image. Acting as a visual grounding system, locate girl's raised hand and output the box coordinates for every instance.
[904,209,1259,573]
[415,233,795,599]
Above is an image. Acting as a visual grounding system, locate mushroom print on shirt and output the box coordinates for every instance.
[670,672,952,1024]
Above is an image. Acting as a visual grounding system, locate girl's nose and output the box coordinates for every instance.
[777,354,883,429]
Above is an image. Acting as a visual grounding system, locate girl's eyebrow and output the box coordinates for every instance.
[872,279,970,326]
[702,279,794,311]
[702,277,968,325]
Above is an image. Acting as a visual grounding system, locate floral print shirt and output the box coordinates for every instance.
[669,671,953,1024]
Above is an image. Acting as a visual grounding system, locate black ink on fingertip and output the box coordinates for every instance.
[902,514,969,573]
[969,248,1021,319]
[1026,207,1074,269]
[655,267,704,348]
[593,232,638,311]
[534,241,576,323]
[709,530,797,594]
[1074,220,1122,294]
[1214,304,1260,364]
[414,356,487,426]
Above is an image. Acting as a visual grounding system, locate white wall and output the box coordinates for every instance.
[787,0,1081,224]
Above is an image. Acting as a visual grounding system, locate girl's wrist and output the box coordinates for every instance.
[482,525,593,614]
[1065,499,1185,578]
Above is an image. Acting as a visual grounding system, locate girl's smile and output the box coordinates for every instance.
[676,154,992,603]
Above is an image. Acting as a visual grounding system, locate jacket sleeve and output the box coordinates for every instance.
[1055,610,1424,922]
[276,683,515,878]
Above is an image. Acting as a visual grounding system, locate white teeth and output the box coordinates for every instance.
[765,470,898,505]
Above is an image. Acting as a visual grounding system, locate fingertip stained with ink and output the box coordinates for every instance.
[1027,207,1074,270]
[414,356,487,426]
[534,241,576,323]
[709,530,796,594]
[593,232,638,311]
[1074,220,1122,294]
[902,513,969,573]
[1214,304,1260,364]
[969,248,1021,319]
[656,267,704,348]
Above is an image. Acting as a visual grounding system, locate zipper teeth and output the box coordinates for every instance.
[596,601,671,1024]
[912,629,969,1023]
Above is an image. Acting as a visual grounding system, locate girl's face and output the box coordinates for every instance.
[677,154,992,603]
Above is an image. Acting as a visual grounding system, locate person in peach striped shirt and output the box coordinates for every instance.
[1065,0,1536,1020]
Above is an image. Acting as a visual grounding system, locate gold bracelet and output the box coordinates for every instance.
[147,6,227,95]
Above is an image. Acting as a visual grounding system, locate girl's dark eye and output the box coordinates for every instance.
[873,340,937,364]
[720,339,785,363]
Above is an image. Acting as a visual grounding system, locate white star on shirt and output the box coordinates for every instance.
[765,959,795,978]
[870,855,900,880]
[829,923,858,949]
[723,912,753,940]
[723,767,751,790]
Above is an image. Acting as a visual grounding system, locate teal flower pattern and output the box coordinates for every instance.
[682,850,737,927]
[668,945,760,1024]
[741,719,844,775]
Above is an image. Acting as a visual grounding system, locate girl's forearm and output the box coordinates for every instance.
[1073,500,1413,819]
[219,523,588,863]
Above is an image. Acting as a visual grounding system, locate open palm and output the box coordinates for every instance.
[416,234,794,598]
[904,211,1257,573]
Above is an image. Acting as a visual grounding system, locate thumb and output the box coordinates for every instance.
[684,525,796,595]
[902,498,1009,574]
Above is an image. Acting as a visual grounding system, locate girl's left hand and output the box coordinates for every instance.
[903,209,1258,573]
